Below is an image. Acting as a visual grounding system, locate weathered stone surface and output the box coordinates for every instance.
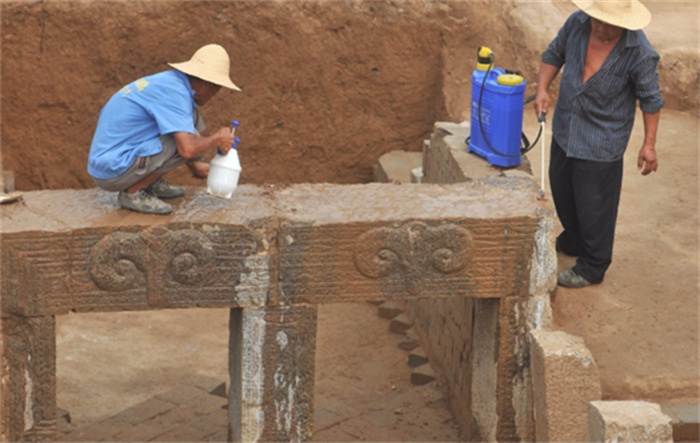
[1,316,57,442]
[589,401,674,443]
[1,188,276,316]
[229,305,317,442]
[531,330,602,443]
[276,181,545,304]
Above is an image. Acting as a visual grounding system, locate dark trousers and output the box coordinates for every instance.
[549,139,624,283]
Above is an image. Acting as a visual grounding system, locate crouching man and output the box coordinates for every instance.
[88,44,240,214]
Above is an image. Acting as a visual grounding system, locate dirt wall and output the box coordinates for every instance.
[0,0,551,191]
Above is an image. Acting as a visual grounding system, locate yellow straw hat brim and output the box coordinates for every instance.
[573,0,651,30]
[168,44,241,91]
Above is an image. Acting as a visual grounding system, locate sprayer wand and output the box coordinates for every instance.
[537,112,547,201]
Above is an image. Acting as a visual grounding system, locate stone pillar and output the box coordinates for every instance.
[589,401,674,443]
[229,305,318,442]
[0,316,57,442]
[530,330,601,442]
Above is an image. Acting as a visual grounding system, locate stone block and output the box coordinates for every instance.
[589,401,673,442]
[397,329,420,351]
[422,122,532,184]
[229,305,317,442]
[411,364,437,386]
[530,330,601,443]
[407,347,429,368]
[374,150,423,184]
[389,313,414,335]
[276,181,545,305]
[377,301,404,320]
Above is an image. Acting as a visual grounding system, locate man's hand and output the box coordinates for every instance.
[175,128,235,159]
[534,91,550,121]
[213,127,235,156]
[187,161,210,179]
[637,144,658,176]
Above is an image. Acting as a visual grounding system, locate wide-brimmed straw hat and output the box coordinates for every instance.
[168,44,241,91]
[572,0,651,30]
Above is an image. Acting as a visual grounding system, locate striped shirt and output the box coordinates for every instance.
[543,11,664,162]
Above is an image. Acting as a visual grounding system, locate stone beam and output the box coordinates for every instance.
[2,180,549,316]
[274,181,545,304]
[1,188,277,317]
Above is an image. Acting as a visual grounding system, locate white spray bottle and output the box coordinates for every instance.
[207,120,242,199]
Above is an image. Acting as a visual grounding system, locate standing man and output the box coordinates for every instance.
[535,0,664,288]
[88,44,240,215]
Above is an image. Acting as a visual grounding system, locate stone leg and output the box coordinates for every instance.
[0,316,57,443]
[228,305,318,442]
[470,297,536,442]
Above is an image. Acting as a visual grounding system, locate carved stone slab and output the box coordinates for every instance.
[1,223,270,316]
[278,218,537,304]
[273,180,545,304]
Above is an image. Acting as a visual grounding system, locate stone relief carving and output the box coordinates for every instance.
[89,232,148,291]
[88,229,215,291]
[353,222,472,279]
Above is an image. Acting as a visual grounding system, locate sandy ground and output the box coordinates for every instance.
[56,304,463,441]
[525,108,699,404]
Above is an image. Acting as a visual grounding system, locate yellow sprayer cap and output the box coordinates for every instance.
[476,46,494,71]
[497,74,524,86]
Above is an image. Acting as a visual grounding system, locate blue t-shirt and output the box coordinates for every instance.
[88,70,196,179]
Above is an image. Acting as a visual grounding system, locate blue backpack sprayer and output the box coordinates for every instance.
[467,47,547,197]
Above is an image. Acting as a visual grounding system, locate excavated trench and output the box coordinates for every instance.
[1,0,698,441]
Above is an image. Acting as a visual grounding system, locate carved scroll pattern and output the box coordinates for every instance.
[353,222,472,280]
[88,229,215,291]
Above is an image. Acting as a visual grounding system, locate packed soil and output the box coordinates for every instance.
[1,0,698,440]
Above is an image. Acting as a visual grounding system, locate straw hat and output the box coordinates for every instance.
[572,0,651,30]
[168,44,241,91]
